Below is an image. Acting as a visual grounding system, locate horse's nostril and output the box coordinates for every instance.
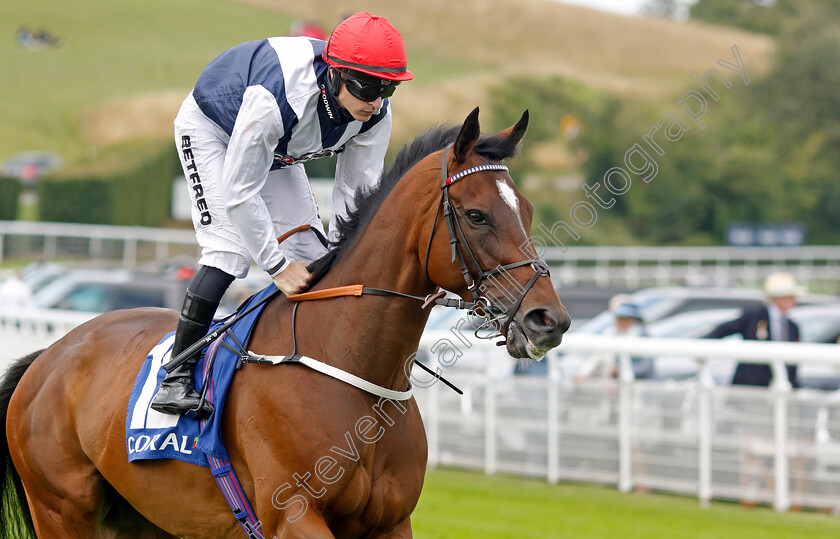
[523,308,558,333]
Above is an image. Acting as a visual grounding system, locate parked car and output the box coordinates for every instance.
[551,308,747,382]
[647,308,743,340]
[571,286,838,336]
[789,304,840,390]
[790,304,840,345]
[560,286,840,384]
[618,304,840,388]
[20,262,67,293]
[554,286,632,330]
[34,269,188,313]
[646,303,840,387]
[644,308,744,383]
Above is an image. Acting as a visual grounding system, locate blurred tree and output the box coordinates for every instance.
[747,12,840,243]
[690,0,840,35]
[626,0,840,244]
[690,0,788,34]
[485,2,840,245]
[489,76,615,190]
[755,21,840,135]
[577,99,630,215]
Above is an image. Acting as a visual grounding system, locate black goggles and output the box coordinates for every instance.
[339,71,399,102]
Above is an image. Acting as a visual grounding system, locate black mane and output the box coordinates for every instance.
[306,122,520,286]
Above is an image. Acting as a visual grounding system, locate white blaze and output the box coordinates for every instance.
[496,179,528,237]
[496,179,518,214]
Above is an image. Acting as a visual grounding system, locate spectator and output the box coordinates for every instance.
[576,302,653,382]
[704,272,803,387]
[611,302,647,337]
[0,269,36,309]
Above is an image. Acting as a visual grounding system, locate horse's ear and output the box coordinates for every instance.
[499,110,529,147]
[454,107,481,164]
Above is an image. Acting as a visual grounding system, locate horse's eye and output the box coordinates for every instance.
[466,210,487,225]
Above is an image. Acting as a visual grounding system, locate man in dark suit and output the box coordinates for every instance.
[704,272,804,387]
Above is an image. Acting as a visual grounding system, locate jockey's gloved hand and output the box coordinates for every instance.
[272,260,312,296]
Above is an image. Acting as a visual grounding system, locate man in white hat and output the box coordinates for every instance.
[704,272,804,387]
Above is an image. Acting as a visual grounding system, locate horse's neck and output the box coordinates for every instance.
[259,185,436,391]
[319,223,435,388]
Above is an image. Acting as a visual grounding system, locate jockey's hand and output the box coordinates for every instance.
[272,261,312,296]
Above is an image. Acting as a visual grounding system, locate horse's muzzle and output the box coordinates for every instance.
[505,306,569,361]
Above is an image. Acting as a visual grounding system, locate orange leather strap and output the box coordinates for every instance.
[287,284,365,302]
[278,225,365,302]
[277,224,312,244]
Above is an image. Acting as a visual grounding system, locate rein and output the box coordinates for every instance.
[287,283,478,311]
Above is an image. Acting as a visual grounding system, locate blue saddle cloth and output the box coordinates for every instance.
[125,284,277,466]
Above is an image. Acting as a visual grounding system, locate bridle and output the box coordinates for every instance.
[423,144,551,337]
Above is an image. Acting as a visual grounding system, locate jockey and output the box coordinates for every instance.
[151,12,414,416]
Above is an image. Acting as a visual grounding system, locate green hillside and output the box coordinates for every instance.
[1,0,774,165]
[1,0,293,162]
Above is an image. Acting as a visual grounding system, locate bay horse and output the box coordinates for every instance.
[0,108,569,538]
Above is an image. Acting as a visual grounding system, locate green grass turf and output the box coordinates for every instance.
[3,466,838,536]
[412,469,840,539]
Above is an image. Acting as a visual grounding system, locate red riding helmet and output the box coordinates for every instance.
[322,12,414,82]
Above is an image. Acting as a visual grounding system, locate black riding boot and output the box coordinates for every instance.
[150,291,217,417]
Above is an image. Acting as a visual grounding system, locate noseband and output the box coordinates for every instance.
[423,145,551,335]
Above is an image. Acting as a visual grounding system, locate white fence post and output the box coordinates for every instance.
[618,352,634,493]
[772,360,792,512]
[156,240,169,264]
[44,235,57,260]
[697,357,713,508]
[91,236,103,259]
[547,356,560,484]
[485,363,497,475]
[124,234,138,267]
